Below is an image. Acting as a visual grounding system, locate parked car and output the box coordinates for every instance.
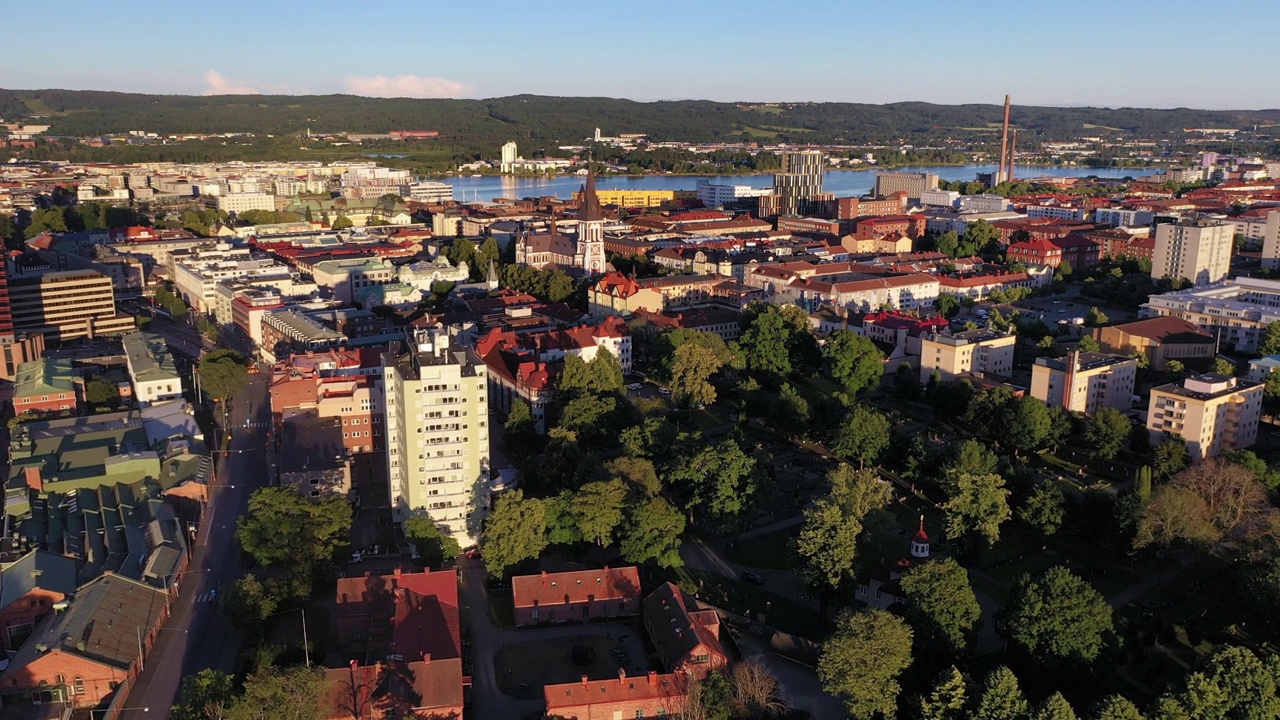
[741,571,765,585]
[626,383,642,391]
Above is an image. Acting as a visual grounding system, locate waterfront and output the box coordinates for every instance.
[438,165,1144,202]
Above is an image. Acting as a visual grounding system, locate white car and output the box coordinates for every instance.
[658,388,672,397]
[626,383,642,391]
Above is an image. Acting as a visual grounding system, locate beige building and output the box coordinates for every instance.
[9,270,135,341]
[1261,211,1280,271]
[1141,276,1280,355]
[1147,374,1263,460]
[382,328,490,545]
[311,257,395,304]
[1093,316,1215,371]
[918,329,1017,384]
[1030,351,1137,414]
[1151,221,1233,287]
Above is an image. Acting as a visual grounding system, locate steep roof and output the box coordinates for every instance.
[0,550,80,607]
[512,567,641,609]
[545,671,686,713]
[334,568,461,661]
[642,582,725,666]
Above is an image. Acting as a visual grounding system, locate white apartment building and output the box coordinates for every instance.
[500,142,518,174]
[1147,374,1263,461]
[958,194,1012,214]
[1142,276,1280,354]
[407,181,454,203]
[216,192,276,214]
[121,331,183,406]
[1026,205,1088,221]
[918,330,1017,384]
[382,328,490,545]
[696,179,773,208]
[1030,351,1138,414]
[1095,208,1155,227]
[919,189,961,208]
[923,210,1023,235]
[1151,221,1233,287]
[1261,211,1280,271]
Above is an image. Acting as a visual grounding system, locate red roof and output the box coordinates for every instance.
[334,568,460,661]
[511,567,641,609]
[862,311,949,334]
[545,671,686,712]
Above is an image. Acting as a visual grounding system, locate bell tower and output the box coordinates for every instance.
[910,515,930,559]
[577,160,606,274]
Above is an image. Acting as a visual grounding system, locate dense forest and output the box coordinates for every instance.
[4,89,1280,146]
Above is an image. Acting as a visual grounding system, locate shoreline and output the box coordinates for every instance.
[425,164,1155,180]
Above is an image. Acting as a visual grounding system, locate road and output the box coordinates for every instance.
[121,374,271,717]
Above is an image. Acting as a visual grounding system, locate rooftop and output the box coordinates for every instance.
[13,358,76,398]
[122,331,181,383]
[1035,351,1136,373]
[1155,373,1261,401]
[512,567,641,609]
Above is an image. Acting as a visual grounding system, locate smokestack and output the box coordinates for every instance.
[998,95,1011,184]
[1009,129,1017,184]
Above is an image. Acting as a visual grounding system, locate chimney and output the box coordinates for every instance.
[541,570,548,577]
[647,671,658,687]
[618,668,627,684]
[350,659,358,671]
[581,675,589,688]
[422,652,430,663]
[23,467,42,492]
[393,567,402,578]
[999,94,1012,183]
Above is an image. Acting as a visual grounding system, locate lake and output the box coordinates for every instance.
[437,165,1145,202]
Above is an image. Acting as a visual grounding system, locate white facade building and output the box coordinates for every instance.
[1026,205,1088,221]
[957,194,1012,214]
[407,181,455,203]
[1261,211,1280,271]
[1142,276,1280,354]
[696,179,773,208]
[1095,208,1155,227]
[1151,221,1233,287]
[500,142,518,174]
[215,192,276,214]
[122,331,184,406]
[919,189,961,208]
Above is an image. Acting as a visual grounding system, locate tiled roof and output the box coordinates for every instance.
[512,567,641,609]
[545,671,686,712]
[642,582,725,667]
[1105,316,1214,344]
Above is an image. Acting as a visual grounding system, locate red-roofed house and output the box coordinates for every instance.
[642,583,728,680]
[511,567,641,627]
[1051,233,1101,270]
[544,670,686,720]
[1006,236,1064,268]
[855,214,926,239]
[862,311,950,358]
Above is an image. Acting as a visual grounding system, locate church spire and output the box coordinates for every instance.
[580,154,603,222]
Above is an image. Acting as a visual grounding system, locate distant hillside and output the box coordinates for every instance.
[3,89,1280,146]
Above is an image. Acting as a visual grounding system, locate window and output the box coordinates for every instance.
[73,677,84,696]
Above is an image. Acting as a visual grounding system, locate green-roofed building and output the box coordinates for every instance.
[11,358,80,416]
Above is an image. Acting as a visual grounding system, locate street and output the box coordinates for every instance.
[120,374,271,717]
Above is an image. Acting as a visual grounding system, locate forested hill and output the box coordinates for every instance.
[3,89,1279,145]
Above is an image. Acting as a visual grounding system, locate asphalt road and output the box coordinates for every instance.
[120,374,271,717]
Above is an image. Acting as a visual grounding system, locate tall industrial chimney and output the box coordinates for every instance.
[998,95,1011,184]
[1009,129,1017,184]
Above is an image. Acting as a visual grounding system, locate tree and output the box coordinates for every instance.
[972,666,1030,720]
[666,439,759,527]
[171,669,237,720]
[571,479,628,547]
[1078,335,1101,353]
[1213,357,1236,377]
[84,376,119,405]
[620,496,685,568]
[965,220,999,254]
[936,294,961,319]
[818,609,914,720]
[825,330,885,396]
[943,472,1011,550]
[900,558,981,653]
[740,307,791,377]
[916,666,968,720]
[682,671,733,720]
[403,515,461,568]
[1134,485,1218,549]
[1019,483,1067,535]
[331,215,353,230]
[1152,438,1188,479]
[670,341,723,408]
[1031,692,1079,720]
[606,456,662,497]
[1087,407,1131,463]
[1165,359,1186,376]
[1264,372,1280,419]
[894,362,921,400]
[1056,259,1074,281]
[227,665,330,720]
[832,406,891,469]
[1085,306,1109,327]
[1000,565,1114,667]
[796,494,862,595]
[480,490,547,577]
[586,347,625,394]
[235,488,351,594]
[729,657,787,719]
[503,400,539,465]
[773,383,810,434]
[221,575,280,632]
[1091,695,1146,720]
[936,231,960,258]
[1004,396,1053,456]
[199,349,249,403]
[1259,321,1280,356]
[1136,459,1274,548]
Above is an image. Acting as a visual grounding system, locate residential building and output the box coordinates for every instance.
[1006,237,1064,268]
[938,268,1051,300]
[874,171,938,200]
[173,254,302,315]
[1147,374,1263,460]
[382,328,489,543]
[1262,211,1280,271]
[311,257,395,304]
[1141,276,1280,354]
[1094,317,1216,371]
[632,307,742,342]
[122,331,183,405]
[12,358,79,415]
[397,257,471,293]
[918,329,1017,384]
[544,671,686,720]
[862,311,950,359]
[8,269,134,341]
[1095,208,1155,227]
[920,188,961,208]
[0,332,46,383]
[280,414,352,498]
[1248,355,1280,383]
[589,189,690,209]
[1030,351,1138,414]
[1152,220,1233,286]
[260,309,347,364]
[588,273,751,317]
[958,194,1012,213]
[0,574,169,707]
[855,214,927,239]
[270,350,385,455]
[500,141,519,174]
[229,286,284,348]
[1027,205,1088,221]
[696,179,773,208]
[327,568,463,720]
[511,567,642,627]
[0,550,80,651]
[216,192,276,214]
[642,582,728,681]
[767,150,825,217]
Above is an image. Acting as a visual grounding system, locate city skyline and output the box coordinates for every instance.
[3,0,1278,110]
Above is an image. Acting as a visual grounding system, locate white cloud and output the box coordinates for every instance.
[342,74,469,99]
[202,70,265,96]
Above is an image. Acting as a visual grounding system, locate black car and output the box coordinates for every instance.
[741,571,765,585]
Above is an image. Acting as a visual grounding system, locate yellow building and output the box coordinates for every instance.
[1147,374,1263,460]
[9,270,135,341]
[583,189,694,209]
[1030,351,1137,414]
[918,329,1017,384]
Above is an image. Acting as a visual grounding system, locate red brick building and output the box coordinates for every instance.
[1050,233,1102,270]
[512,567,642,627]
[11,358,79,415]
[544,670,687,720]
[270,350,385,455]
[0,550,80,651]
[642,583,728,680]
[855,214,927,239]
[1005,236,1064,268]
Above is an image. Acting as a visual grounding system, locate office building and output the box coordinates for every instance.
[874,171,938,201]
[260,309,346,364]
[769,150,825,217]
[311,257,395,304]
[1147,374,1263,460]
[500,141,518,174]
[382,328,490,544]
[1142,276,1280,354]
[695,179,774,208]
[1151,220,1233,286]
[918,329,1017,384]
[1262,211,1280,271]
[8,269,134,341]
[1030,351,1137,414]
[215,192,276,214]
[919,188,961,208]
[407,181,455,203]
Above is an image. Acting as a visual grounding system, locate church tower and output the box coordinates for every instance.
[576,162,606,275]
[910,515,931,559]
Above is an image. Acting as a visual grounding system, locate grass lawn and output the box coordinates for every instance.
[494,635,636,699]
[728,530,796,570]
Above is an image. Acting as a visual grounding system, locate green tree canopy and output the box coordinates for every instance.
[1152,438,1189,479]
[972,666,1030,720]
[670,341,724,408]
[825,329,885,396]
[943,472,1011,550]
[227,664,330,720]
[1019,482,1067,535]
[818,609,914,720]
[900,557,982,654]
[1090,695,1145,720]
[916,666,968,720]
[480,490,548,577]
[331,215,353,230]
[1031,692,1078,720]
[999,565,1114,667]
[1260,321,1280,356]
[571,479,628,547]
[832,405,891,469]
[199,349,249,403]
[620,495,685,568]
[740,307,792,377]
[235,488,351,594]
[84,376,120,405]
[403,514,462,568]
[1087,407,1131,463]
[171,669,237,720]
[221,575,280,632]
[665,438,759,527]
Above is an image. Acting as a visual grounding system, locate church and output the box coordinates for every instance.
[515,165,608,276]
[855,516,931,610]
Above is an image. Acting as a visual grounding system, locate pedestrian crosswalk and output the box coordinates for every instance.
[242,421,270,429]
[194,591,218,604]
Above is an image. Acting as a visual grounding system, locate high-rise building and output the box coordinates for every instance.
[1151,220,1233,286]
[500,141,518,174]
[1030,351,1137,414]
[1261,211,1280,271]
[382,328,490,544]
[0,259,13,339]
[874,171,939,201]
[1147,374,1263,460]
[8,269,135,341]
[769,150,825,217]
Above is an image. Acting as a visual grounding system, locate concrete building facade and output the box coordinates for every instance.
[1151,221,1233,287]
[918,329,1017,384]
[1147,374,1263,460]
[1030,351,1137,414]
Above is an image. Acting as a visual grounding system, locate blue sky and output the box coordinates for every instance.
[3,0,1276,109]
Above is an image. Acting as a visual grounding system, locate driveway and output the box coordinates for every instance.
[681,534,817,610]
